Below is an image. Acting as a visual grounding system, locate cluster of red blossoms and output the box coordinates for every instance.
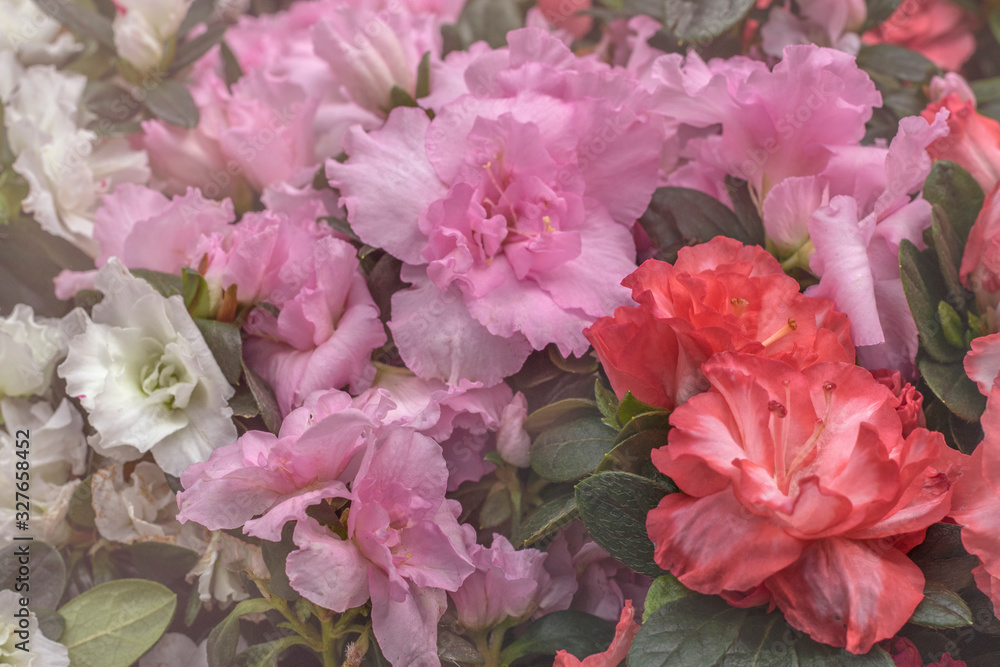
[585,236,986,654]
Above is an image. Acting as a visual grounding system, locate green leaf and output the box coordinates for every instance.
[58,579,177,667]
[908,583,973,628]
[661,0,756,42]
[447,0,522,50]
[928,204,970,311]
[615,410,673,443]
[938,301,965,349]
[629,595,746,667]
[243,362,282,434]
[617,391,665,426]
[170,24,227,74]
[144,79,200,129]
[919,357,986,421]
[439,631,485,665]
[416,51,432,99]
[126,543,199,586]
[480,486,513,529]
[990,9,1000,48]
[724,177,766,247]
[207,597,274,667]
[261,523,299,601]
[575,471,668,578]
[516,495,578,547]
[220,41,244,92]
[594,380,620,429]
[531,416,617,482]
[182,268,214,319]
[0,542,66,609]
[923,161,984,247]
[597,426,669,474]
[36,608,65,642]
[83,81,135,122]
[131,268,183,298]
[388,85,419,110]
[499,611,615,665]
[523,399,600,432]
[231,635,309,666]
[193,318,243,385]
[857,44,940,82]
[899,240,964,364]
[643,574,692,624]
[67,476,96,528]
[34,0,115,49]
[862,0,904,31]
[641,187,760,263]
[178,0,215,36]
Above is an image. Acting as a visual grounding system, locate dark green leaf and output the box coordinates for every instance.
[641,187,759,263]
[923,161,985,247]
[615,411,673,444]
[83,81,135,122]
[131,269,183,298]
[193,318,242,385]
[144,79,200,129]
[388,85,418,110]
[909,583,973,628]
[185,588,203,626]
[498,611,615,664]
[438,631,484,664]
[629,595,746,667]
[320,216,360,242]
[594,380,620,429]
[857,44,940,82]
[243,362,282,434]
[36,608,65,641]
[33,0,115,49]
[862,0,904,31]
[991,9,1000,49]
[575,471,668,578]
[928,205,970,312]
[724,176,766,247]
[596,426,669,473]
[972,77,1000,105]
[0,217,95,317]
[67,476,96,529]
[480,486,512,528]
[661,0,756,42]
[531,416,617,482]
[416,51,432,99]
[516,495,578,547]
[231,635,307,667]
[448,0,522,50]
[643,574,692,623]
[229,383,260,418]
[220,41,244,92]
[919,357,986,421]
[178,0,216,36]
[207,597,273,667]
[523,399,600,432]
[899,240,965,363]
[261,523,299,601]
[126,543,199,586]
[0,542,65,609]
[617,391,665,426]
[170,24,227,74]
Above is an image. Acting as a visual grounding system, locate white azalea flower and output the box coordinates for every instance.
[0,398,87,546]
[59,260,237,476]
[0,590,70,667]
[2,60,149,256]
[113,0,194,71]
[0,305,67,400]
[0,0,81,66]
[91,461,181,543]
[138,633,208,667]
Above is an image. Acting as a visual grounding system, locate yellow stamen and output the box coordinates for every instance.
[762,318,798,347]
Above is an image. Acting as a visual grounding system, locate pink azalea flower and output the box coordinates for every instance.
[352,365,525,489]
[553,600,640,667]
[329,28,662,385]
[177,392,476,666]
[647,353,961,653]
[449,534,552,631]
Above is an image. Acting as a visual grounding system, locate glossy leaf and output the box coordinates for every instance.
[643,574,692,623]
[908,583,974,628]
[641,187,760,263]
[499,610,615,664]
[523,399,600,432]
[144,79,200,129]
[919,357,986,422]
[661,0,756,42]
[193,318,243,385]
[531,416,617,482]
[0,541,65,610]
[899,240,964,364]
[207,597,274,667]
[516,494,578,547]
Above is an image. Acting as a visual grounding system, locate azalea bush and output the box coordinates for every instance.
[8,0,1000,665]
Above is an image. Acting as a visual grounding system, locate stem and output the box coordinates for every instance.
[321,616,338,667]
[250,576,323,652]
[508,480,522,543]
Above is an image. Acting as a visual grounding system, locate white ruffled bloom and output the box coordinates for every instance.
[1,58,149,257]
[138,633,208,667]
[91,461,182,543]
[0,305,66,400]
[0,399,87,546]
[0,590,70,666]
[113,0,194,71]
[59,260,237,476]
[186,531,264,606]
[0,0,81,65]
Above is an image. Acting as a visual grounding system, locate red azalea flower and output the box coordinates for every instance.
[584,237,853,410]
[647,353,961,653]
[921,94,1000,195]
